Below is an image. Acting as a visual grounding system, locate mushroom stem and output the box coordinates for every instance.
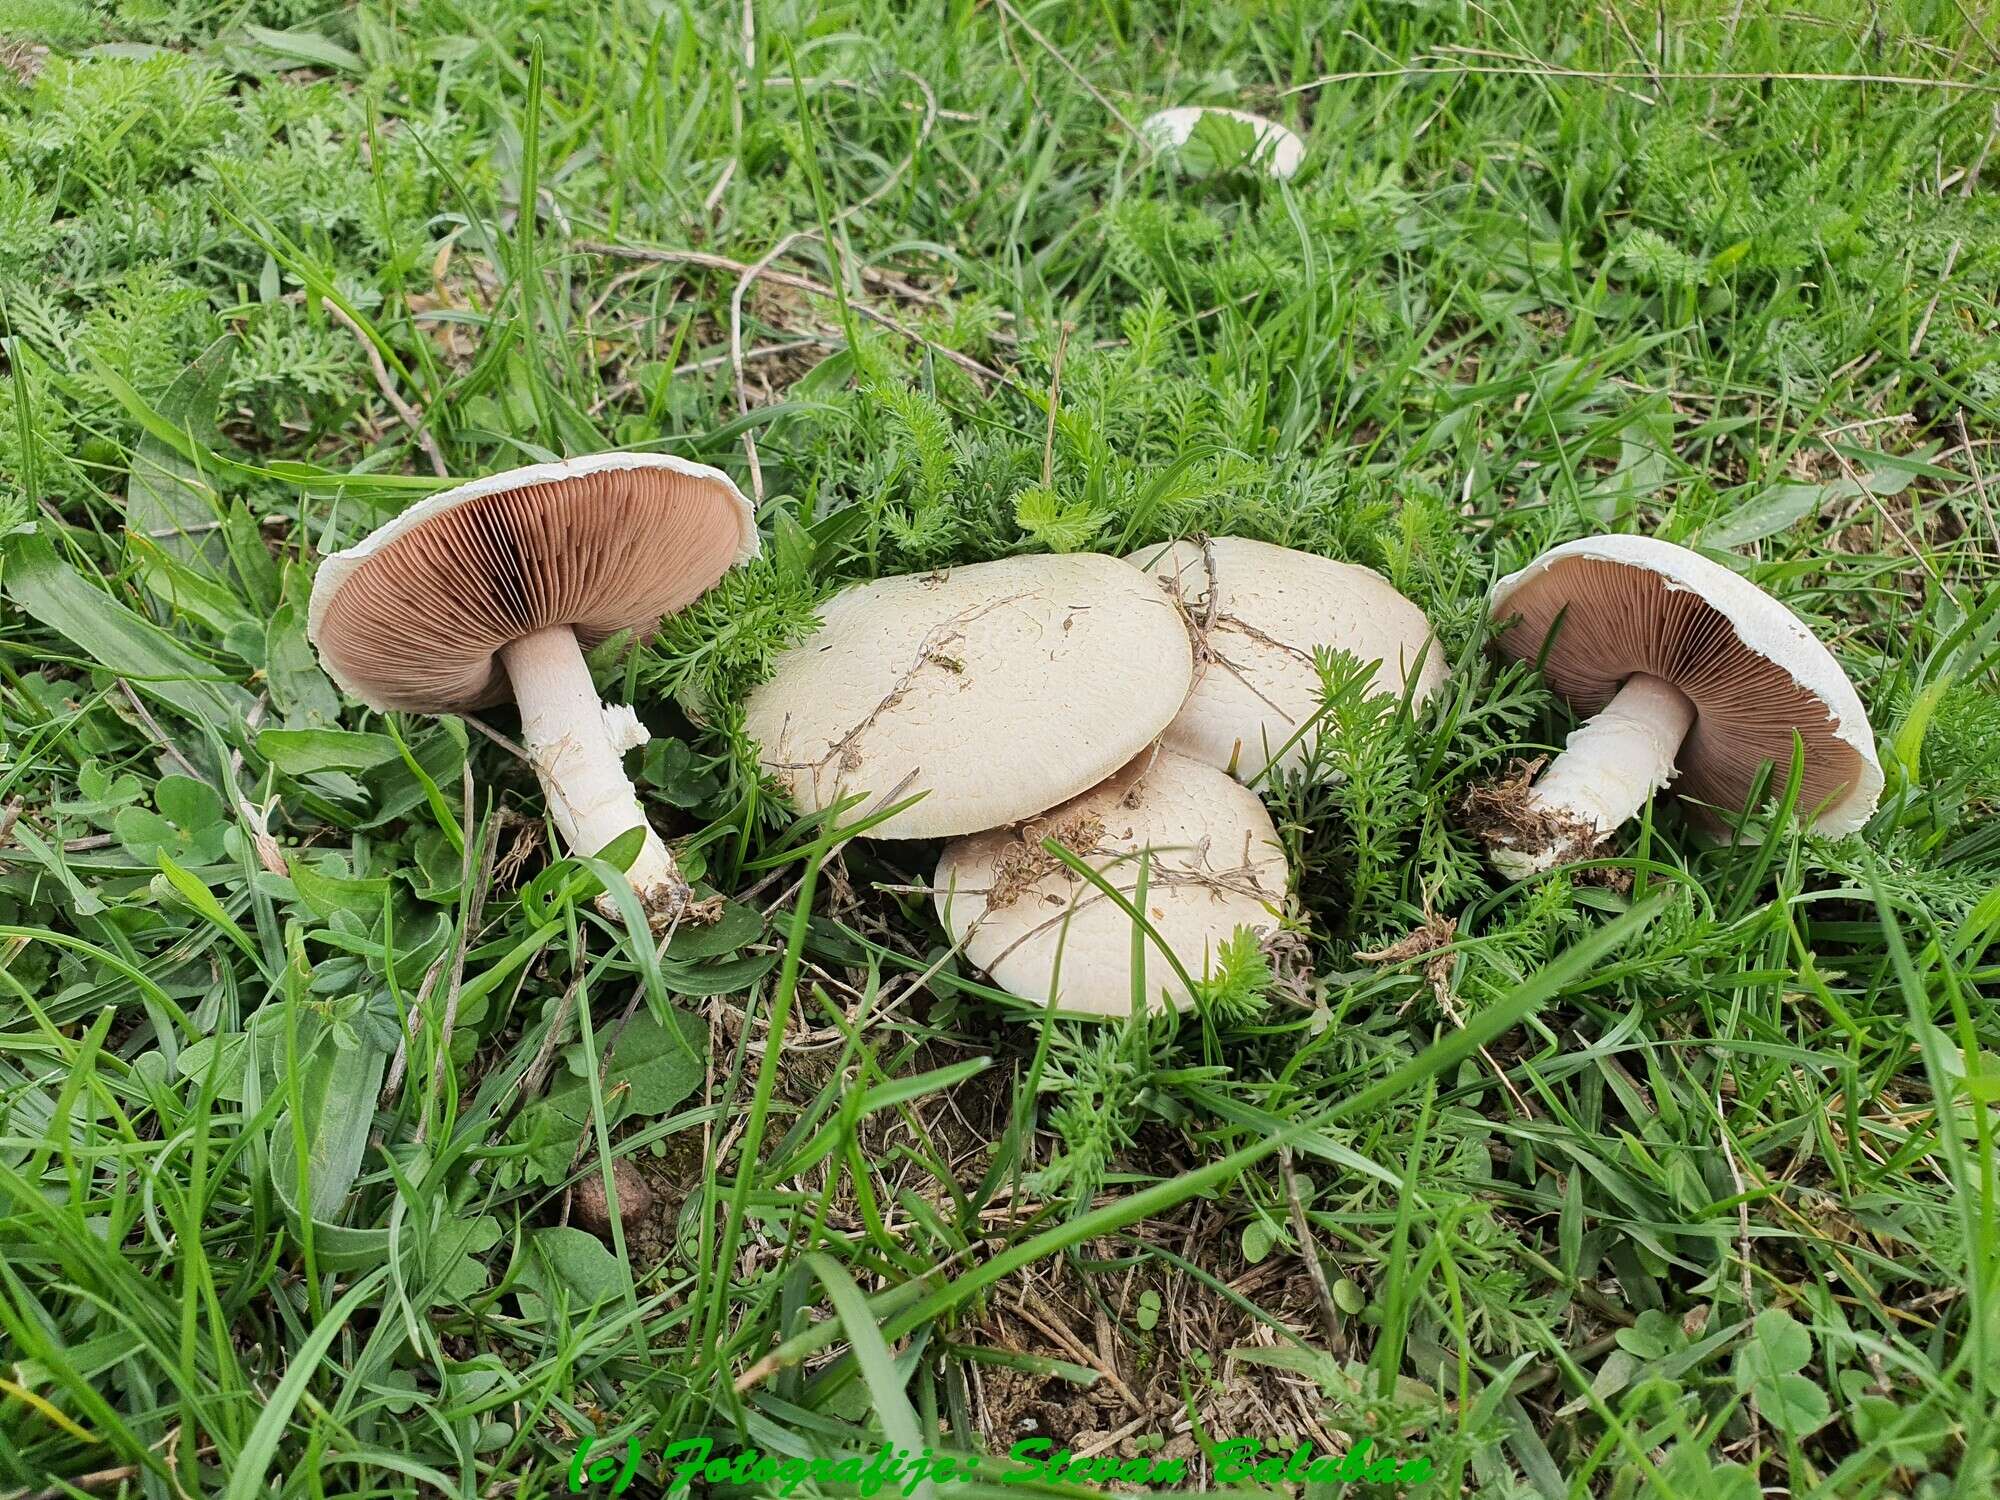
[498,625,689,922]
[1491,673,1696,879]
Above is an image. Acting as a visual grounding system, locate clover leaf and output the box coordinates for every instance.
[1732,1309,1831,1437]
[113,774,227,864]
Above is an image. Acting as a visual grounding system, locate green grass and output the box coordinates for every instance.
[3,1,2000,1496]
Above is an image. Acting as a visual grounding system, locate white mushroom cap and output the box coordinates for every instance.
[308,452,758,711]
[1125,537,1447,784]
[935,750,1288,1017]
[1489,534,1882,835]
[742,554,1194,840]
[1139,107,1305,180]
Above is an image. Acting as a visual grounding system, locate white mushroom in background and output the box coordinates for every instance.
[1125,536,1447,785]
[1480,534,1882,878]
[742,554,1194,840]
[934,749,1289,1017]
[308,452,757,925]
[1139,106,1306,180]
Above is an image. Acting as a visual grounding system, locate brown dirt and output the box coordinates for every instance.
[1354,913,1459,1015]
[1,40,47,84]
[1459,758,1633,892]
[572,1129,711,1269]
[955,1214,1366,1482]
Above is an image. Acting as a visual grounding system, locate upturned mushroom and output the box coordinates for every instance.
[1480,534,1882,878]
[308,452,757,923]
[742,553,1194,840]
[1126,536,1447,784]
[1139,107,1305,180]
[934,749,1288,1016]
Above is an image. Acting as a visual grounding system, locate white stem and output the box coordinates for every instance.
[1492,673,1696,878]
[498,625,688,920]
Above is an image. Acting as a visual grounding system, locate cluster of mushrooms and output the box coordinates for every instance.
[741,536,1446,1015]
[307,455,1881,1020]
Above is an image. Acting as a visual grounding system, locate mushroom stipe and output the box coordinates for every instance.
[1459,757,1633,893]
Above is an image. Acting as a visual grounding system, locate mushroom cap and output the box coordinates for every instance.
[1488,534,1882,835]
[934,749,1287,1017]
[742,553,1194,840]
[307,452,758,713]
[1139,107,1305,180]
[1125,537,1448,783]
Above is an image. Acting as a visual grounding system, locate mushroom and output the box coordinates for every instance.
[1125,536,1447,784]
[307,452,757,923]
[934,749,1288,1016]
[742,553,1194,840]
[1139,106,1305,180]
[1480,534,1882,878]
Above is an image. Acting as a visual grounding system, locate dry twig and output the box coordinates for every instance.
[324,300,449,479]
[1279,1144,1343,1349]
[992,0,1146,137]
[574,244,1005,389]
[1280,60,2000,96]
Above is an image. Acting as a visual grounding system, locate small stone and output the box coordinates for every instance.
[572,1158,654,1237]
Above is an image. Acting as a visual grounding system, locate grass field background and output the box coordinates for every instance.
[3,1,1999,1496]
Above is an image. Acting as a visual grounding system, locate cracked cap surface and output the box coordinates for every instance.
[307,452,758,712]
[934,748,1288,1016]
[742,553,1194,840]
[1125,536,1447,784]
